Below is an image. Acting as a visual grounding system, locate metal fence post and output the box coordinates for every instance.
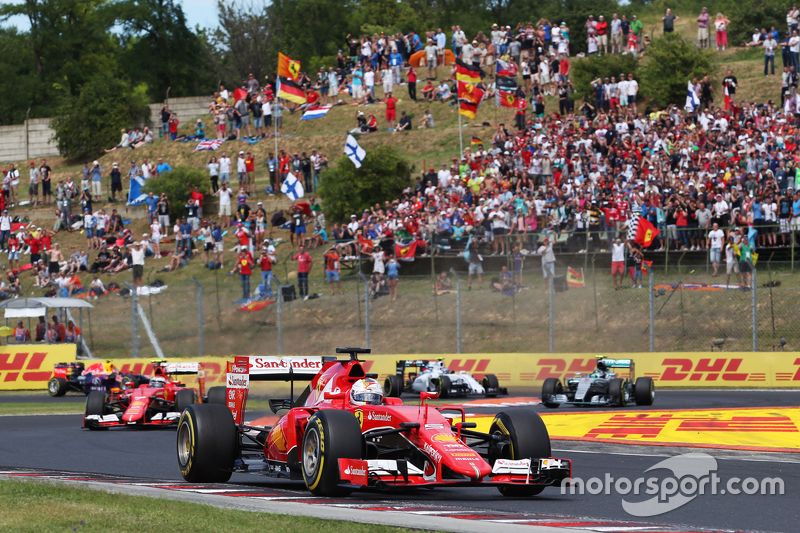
[451,268,462,354]
[359,272,370,349]
[131,285,139,358]
[549,275,554,353]
[752,267,758,352]
[276,289,283,355]
[191,277,204,357]
[649,270,655,352]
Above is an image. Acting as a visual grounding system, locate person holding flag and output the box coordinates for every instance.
[514,92,528,130]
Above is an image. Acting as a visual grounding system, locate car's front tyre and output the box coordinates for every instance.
[177,404,237,483]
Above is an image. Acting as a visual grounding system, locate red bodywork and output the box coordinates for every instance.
[226,354,571,491]
[83,362,206,429]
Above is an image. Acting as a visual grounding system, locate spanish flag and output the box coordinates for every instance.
[395,241,417,261]
[471,136,482,145]
[238,300,273,312]
[358,234,375,254]
[566,267,585,287]
[499,90,517,108]
[458,80,484,120]
[277,52,307,104]
[455,58,480,85]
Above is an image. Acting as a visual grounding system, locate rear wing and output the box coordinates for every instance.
[225,356,325,425]
[153,361,206,400]
[597,357,635,380]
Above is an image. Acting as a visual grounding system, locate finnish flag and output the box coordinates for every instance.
[345,134,367,169]
[685,81,700,112]
[280,172,305,201]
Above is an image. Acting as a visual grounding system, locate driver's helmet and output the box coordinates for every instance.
[149,376,166,388]
[424,360,445,373]
[103,360,117,374]
[350,378,384,406]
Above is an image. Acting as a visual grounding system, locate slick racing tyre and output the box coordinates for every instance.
[489,410,551,497]
[48,376,68,397]
[634,377,655,406]
[177,404,237,483]
[175,389,197,413]
[609,378,629,407]
[437,375,452,399]
[383,375,403,398]
[482,374,499,397]
[541,378,563,408]
[302,410,363,497]
[206,386,227,405]
[85,391,108,431]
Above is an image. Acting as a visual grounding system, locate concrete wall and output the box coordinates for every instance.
[0,97,210,163]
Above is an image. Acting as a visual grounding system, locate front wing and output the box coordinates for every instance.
[338,457,571,490]
[83,412,183,428]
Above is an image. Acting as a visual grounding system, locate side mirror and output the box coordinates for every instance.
[420,391,439,401]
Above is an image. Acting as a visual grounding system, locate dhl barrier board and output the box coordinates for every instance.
[4,352,800,391]
[466,408,800,452]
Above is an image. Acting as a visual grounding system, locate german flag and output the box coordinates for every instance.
[277,52,307,104]
[458,80,484,120]
[455,58,480,84]
[498,90,517,108]
[395,241,417,261]
[471,136,482,145]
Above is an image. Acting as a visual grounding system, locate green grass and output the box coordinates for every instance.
[0,403,84,416]
[0,479,430,533]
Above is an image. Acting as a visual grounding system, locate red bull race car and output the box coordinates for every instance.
[176,348,571,497]
[47,361,149,397]
[83,361,226,430]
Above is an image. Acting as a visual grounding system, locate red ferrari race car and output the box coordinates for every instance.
[83,361,226,430]
[176,348,571,497]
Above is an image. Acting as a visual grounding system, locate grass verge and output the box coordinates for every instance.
[0,479,429,533]
[0,403,84,416]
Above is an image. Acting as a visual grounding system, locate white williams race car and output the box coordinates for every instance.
[384,359,507,399]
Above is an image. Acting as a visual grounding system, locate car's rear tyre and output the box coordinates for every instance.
[177,404,237,483]
[609,378,628,407]
[302,410,363,497]
[175,389,196,413]
[384,375,403,398]
[482,374,499,397]
[541,378,563,408]
[489,410,551,497]
[48,377,67,397]
[206,386,227,405]
[85,391,107,431]
[437,375,451,399]
[634,377,654,406]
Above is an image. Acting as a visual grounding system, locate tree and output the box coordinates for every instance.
[213,0,279,83]
[639,34,713,108]
[106,0,213,101]
[571,53,639,103]
[143,166,211,222]
[50,75,150,160]
[317,144,412,223]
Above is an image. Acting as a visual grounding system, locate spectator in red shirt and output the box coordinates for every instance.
[169,113,179,141]
[596,15,609,54]
[515,96,528,131]
[235,250,254,300]
[293,244,312,297]
[244,151,256,197]
[385,93,398,131]
[278,150,290,185]
[190,186,204,218]
[323,245,342,295]
[407,66,417,101]
[259,246,276,297]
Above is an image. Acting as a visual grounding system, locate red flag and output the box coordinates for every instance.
[634,218,659,248]
[233,88,248,102]
[642,260,653,275]
[499,90,517,107]
[238,300,274,312]
[395,241,417,261]
[566,267,585,287]
[358,235,374,254]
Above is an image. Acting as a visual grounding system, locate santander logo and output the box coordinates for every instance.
[227,374,249,388]
[367,412,392,422]
[344,465,366,476]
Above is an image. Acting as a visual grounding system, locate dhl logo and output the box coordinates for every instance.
[527,358,599,381]
[659,358,749,381]
[0,352,51,383]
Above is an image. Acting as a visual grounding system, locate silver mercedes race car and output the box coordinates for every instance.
[541,356,654,408]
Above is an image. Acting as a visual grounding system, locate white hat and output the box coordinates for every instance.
[93,160,99,165]
[239,150,245,155]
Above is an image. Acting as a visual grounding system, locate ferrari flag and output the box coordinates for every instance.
[395,241,417,261]
[276,52,306,104]
[566,267,585,287]
[498,90,517,108]
[455,58,480,84]
[634,217,660,248]
[458,80,484,120]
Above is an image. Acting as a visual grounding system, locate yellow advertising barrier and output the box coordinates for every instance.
[4,351,800,391]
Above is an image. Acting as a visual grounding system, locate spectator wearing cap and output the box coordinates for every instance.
[596,15,609,54]
[127,240,145,287]
[630,15,643,51]
[697,7,710,48]
[109,162,124,202]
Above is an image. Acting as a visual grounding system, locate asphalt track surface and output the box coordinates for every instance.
[1,390,798,532]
